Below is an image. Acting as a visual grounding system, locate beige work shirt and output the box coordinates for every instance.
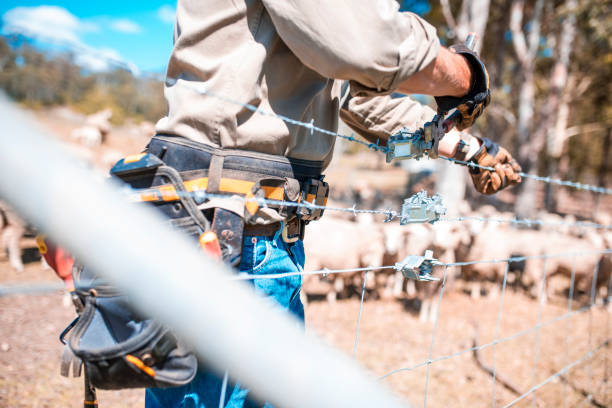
[156,0,441,171]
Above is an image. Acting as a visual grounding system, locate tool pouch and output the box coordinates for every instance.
[110,152,212,242]
[62,264,197,390]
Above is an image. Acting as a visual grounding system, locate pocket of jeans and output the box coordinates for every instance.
[288,240,306,270]
[251,238,271,272]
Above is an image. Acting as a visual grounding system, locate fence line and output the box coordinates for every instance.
[378,300,607,381]
[4,30,609,196]
[352,270,369,359]
[586,261,601,403]
[378,243,611,407]
[562,257,577,408]
[229,248,611,282]
[0,94,410,408]
[1,24,609,406]
[0,281,64,297]
[3,248,610,294]
[501,340,610,408]
[189,85,612,195]
[423,265,450,408]
[441,157,612,195]
[491,263,511,406]
[530,258,547,408]
[153,189,612,232]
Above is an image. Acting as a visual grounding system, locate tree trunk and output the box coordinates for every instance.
[436,0,490,214]
[511,0,546,218]
[593,127,612,216]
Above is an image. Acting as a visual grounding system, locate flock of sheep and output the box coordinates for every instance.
[302,204,612,322]
[2,109,609,324]
[1,197,609,324]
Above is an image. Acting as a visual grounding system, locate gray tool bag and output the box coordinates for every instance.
[59,149,201,394]
[60,263,198,390]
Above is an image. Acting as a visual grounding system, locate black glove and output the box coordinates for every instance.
[435,44,491,131]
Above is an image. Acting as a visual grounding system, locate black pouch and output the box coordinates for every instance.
[59,152,200,390]
[65,264,197,389]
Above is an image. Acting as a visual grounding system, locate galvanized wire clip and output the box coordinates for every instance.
[386,114,446,162]
[394,250,439,282]
[400,190,446,225]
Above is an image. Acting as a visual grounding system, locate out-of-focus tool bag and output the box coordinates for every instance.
[61,263,198,390]
[60,135,329,394]
[118,135,329,250]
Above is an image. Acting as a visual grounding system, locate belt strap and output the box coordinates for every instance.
[207,155,224,194]
[132,175,285,216]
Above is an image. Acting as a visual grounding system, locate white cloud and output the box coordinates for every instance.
[1,6,138,74]
[110,18,142,34]
[1,6,97,45]
[75,48,121,72]
[157,5,176,24]
[74,47,139,75]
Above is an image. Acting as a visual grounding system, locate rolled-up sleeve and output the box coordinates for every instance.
[262,0,440,95]
[340,93,436,144]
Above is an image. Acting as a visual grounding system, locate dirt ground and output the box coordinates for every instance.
[0,109,610,407]
[1,256,610,408]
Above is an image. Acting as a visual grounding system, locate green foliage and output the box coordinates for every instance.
[0,37,165,124]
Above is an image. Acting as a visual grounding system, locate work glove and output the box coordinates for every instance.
[435,44,490,131]
[469,138,522,195]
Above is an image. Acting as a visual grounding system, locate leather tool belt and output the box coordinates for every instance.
[110,135,329,265]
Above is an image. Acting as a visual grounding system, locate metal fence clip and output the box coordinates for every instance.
[400,190,446,225]
[394,249,439,281]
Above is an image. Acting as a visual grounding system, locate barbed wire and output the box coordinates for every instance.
[193,87,387,153]
[441,156,612,195]
[190,85,611,196]
[4,29,610,408]
[133,188,612,232]
[6,28,609,196]
[440,215,612,231]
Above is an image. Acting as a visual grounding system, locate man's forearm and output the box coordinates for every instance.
[396,47,471,97]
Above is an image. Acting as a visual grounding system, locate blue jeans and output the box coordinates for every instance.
[145,232,305,408]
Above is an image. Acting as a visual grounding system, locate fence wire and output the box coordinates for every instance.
[0,36,610,407]
[133,188,612,233]
[190,85,612,196]
[502,340,610,408]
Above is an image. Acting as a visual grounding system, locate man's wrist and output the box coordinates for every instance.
[464,135,482,161]
[449,133,481,161]
[451,52,472,98]
[437,131,480,160]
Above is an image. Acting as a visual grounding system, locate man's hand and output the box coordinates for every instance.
[435,44,490,131]
[469,138,521,195]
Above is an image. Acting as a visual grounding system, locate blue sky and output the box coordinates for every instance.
[0,1,177,74]
[0,1,433,75]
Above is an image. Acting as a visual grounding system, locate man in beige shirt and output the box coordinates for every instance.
[146,1,521,407]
